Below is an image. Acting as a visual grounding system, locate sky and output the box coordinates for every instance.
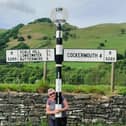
[0,0,126,29]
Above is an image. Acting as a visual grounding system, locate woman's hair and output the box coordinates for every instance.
[48,88,55,95]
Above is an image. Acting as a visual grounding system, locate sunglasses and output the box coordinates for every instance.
[49,92,55,96]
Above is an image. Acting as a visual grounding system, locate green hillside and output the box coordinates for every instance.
[7,22,56,49]
[1,18,126,85]
[0,29,6,35]
[5,20,126,56]
[64,23,126,54]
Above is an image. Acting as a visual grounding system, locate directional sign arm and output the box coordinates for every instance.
[63,49,117,62]
[6,49,55,62]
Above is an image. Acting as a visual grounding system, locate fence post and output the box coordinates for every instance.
[43,61,47,81]
[111,62,115,92]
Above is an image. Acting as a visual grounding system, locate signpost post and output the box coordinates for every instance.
[51,7,68,125]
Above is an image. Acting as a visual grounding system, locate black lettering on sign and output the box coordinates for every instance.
[105,57,115,61]
[67,53,98,58]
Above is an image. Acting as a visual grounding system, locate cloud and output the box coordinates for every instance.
[1,0,126,29]
[0,0,36,14]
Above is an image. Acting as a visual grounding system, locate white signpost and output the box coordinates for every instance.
[6,49,54,62]
[6,49,117,63]
[104,50,117,62]
[64,49,117,62]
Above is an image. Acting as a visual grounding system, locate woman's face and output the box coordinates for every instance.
[49,92,56,99]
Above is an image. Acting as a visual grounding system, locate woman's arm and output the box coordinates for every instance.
[59,98,69,112]
[46,104,60,115]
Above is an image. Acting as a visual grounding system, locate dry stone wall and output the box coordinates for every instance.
[0,92,125,126]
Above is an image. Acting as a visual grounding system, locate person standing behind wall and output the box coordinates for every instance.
[46,88,69,126]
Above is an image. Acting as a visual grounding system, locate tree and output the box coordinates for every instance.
[124,50,126,58]
[27,35,32,39]
[63,31,69,41]
[12,42,30,49]
[99,42,105,47]
[18,36,25,41]
[42,36,48,40]
[117,53,124,60]
[121,28,125,34]
[29,18,52,24]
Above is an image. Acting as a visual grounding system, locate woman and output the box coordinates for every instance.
[46,88,69,126]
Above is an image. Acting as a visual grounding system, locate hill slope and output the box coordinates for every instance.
[64,23,126,54]
[1,18,126,56]
[1,19,126,85]
[0,29,6,35]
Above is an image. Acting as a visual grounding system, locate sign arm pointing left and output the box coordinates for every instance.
[6,49,55,62]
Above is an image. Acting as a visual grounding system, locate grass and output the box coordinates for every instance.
[63,23,126,54]
[0,83,37,92]
[25,62,102,71]
[57,84,111,95]
[0,82,126,95]
[117,86,126,95]
[0,80,50,93]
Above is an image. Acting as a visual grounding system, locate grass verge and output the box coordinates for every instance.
[0,82,126,95]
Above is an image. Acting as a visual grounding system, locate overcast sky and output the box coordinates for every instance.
[0,0,126,29]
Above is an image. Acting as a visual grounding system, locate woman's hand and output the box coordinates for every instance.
[53,109,61,114]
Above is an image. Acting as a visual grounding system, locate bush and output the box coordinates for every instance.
[0,64,42,84]
[99,42,105,47]
[27,35,32,39]
[121,28,125,34]
[117,53,124,60]
[29,18,52,24]
[12,42,30,49]
[42,36,48,40]
[18,36,25,41]
[0,23,24,50]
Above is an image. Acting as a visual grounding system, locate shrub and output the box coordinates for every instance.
[121,28,125,34]
[27,35,32,39]
[18,36,25,41]
[12,42,30,49]
[99,42,105,47]
[42,36,48,40]
[29,18,52,24]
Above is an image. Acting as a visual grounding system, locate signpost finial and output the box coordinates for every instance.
[50,7,68,25]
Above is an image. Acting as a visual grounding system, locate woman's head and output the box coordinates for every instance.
[48,88,56,98]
